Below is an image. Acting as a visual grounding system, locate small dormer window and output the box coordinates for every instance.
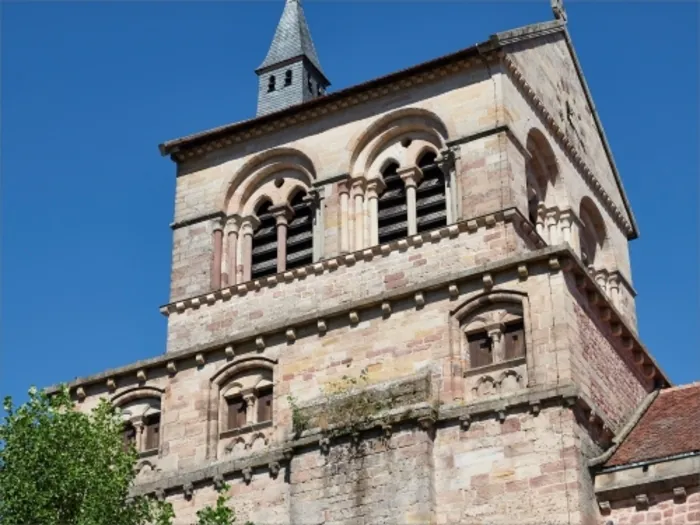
[285,70,292,86]
[268,75,276,92]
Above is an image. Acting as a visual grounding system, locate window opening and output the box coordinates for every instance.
[467,331,493,368]
[416,151,447,233]
[257,388,273,423]
[251,200,278,280]
[286,192,313,270]
[284,70,292,86]
[226,396,247,430]
[377,162,408,244]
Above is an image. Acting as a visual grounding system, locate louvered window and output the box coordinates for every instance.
[416,152,447,233]
[251,200,278,280]
[378,162,408,244]
[287,192,313,270]
[467,331,493,368]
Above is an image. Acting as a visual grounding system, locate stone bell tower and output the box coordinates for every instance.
[52,2,681,524]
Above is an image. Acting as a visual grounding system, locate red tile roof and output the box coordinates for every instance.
[605,383,700,468]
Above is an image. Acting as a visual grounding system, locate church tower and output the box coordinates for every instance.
[53,3,692,524]
[255,0,330,116]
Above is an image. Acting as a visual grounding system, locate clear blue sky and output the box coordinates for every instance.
[2,1,698,404]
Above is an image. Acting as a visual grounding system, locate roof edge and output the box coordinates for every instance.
[560,27,640,240]
[588,389,661,469]
[157,19,569,159]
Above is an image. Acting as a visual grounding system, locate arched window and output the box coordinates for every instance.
[220,368,274,434]
[377,162,408,244]
[416,151,447,233]
[251,200,278,280]
[284,70,292,86]
[268,75,276,92]
[115,394,162,454]
[461,303,526,369]
[287,191,313,271]
[579,197,607,270]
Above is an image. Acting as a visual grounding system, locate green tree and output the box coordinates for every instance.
[0,386,172,525]
[196,482,253,525]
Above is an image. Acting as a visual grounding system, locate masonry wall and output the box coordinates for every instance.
[601,486,700,525]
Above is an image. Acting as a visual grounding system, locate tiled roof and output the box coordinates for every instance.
[605,383,700,468]
[257,0,326,79]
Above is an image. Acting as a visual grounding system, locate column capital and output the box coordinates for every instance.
[485,322,505,339]
[545,207,560,221]
[397,165,423,188]
[269,203,294,225]
[350,177,367,197]
[211,216,226,232]
[337,179,351,195]
[240,215,261,236]
[365,178,386,200]
[225,214,242,234]
[436,148,457,171]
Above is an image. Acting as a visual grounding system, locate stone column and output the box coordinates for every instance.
[558,209,574,245]
[240,216,260,283]
[487,323,505,363]
[437,149,457,224]
[270,204,293,273]
[224,215,241,287]
[350,178,366,250]
[306,188,324,261]
[607,273,620,308]
[243,393,257,426]
[210,219,224,290]
[535,203,547,239]
[133,418,144,453]
[398,166,423,236]
[365,178,386,246]
[338,180,350,254]
[545,209,559,245]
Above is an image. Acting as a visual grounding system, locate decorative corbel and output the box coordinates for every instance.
[414,291,425,309]
[76,387,86,402]
[448,283,459,300]
[635,494,649,510]
[285,328,296,344]
[459,414,472,431]
[380,421,392,440]
[195,353,206,366]
[317,319,327,336]
[349,310,359,325]
[106,378,116,393]
[224,345,235,360]
[154,488,166,502]
[241,467,253,485]
[482,273,494,290]
[529,401,541,416]
[673,486,687,503]
[136,369,147,383]
[381,301,392,318]
[182,482,193,500]
[166,361,177,376]
[255,336,265,352]
[418,415,436,431]
[213,474,225,491]
[319,435,331,455]
[268,461,281,479]
[283,447,294,462]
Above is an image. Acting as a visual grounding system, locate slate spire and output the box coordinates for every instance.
[255,0,330,116]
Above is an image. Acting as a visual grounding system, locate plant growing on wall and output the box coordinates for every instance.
[196,482,253,525]
[320,368,387,437]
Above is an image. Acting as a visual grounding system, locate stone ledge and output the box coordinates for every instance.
[161,206,542,317]
[594,453,700,503]
[45,241,671,397]
[128,382,589,499]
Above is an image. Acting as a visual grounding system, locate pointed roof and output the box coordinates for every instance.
[257,0,328,81]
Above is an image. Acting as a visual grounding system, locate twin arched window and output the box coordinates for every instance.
[376,151,448,245]
[251,191,314,280]
[117,395,162,454]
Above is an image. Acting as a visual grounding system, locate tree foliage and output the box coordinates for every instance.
[0,386,248,525]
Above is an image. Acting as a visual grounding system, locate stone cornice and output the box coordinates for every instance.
[500,54,634,239]
[129,383,581,498]
[45,229,670,397]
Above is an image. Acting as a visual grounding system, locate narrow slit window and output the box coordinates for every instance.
[467,331,493,368]
[251,200,278,280]
[257,388,273,423]
[504,321,526,360]
[268,75,276,92]
[144,414,160,450]
[416,151,447,233]
[123,422,137,452]
[377,162,408,244]
[285,70,292,86]
[286,192,313,270]
[227,397,247,430]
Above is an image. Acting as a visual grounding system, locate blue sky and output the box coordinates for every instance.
[2,1,698,405]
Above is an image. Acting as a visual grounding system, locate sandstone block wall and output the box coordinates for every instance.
[602,487,700,525]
